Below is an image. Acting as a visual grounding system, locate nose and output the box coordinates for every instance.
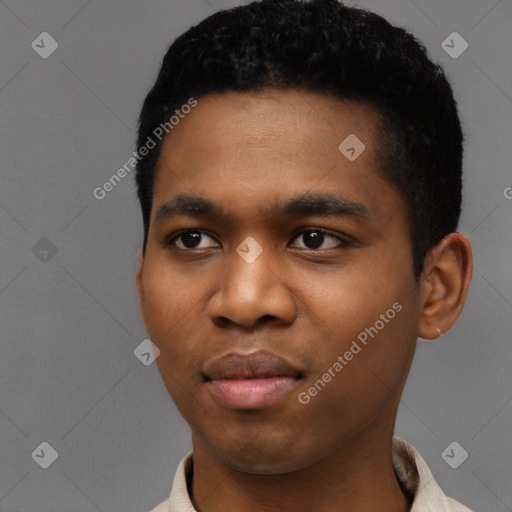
[206,240,297,330]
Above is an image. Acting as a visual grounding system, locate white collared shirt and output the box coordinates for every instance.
[148,436,474,512]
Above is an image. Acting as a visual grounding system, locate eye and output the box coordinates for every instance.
[165,229,219,250]
[289,228,350,250]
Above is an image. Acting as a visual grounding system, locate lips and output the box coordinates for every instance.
[203,350,304,409]
[203,351,304,380]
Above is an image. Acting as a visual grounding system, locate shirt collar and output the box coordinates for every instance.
[151,436,472,512]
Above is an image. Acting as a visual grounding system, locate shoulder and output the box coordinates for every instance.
[444,496,474,512]
[145,451,194,512]
[392,436,475,512]
[147,498,170,512]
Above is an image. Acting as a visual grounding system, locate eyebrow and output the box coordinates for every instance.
[154,192,370,224]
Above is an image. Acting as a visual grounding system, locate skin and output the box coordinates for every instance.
[135,88,473,512]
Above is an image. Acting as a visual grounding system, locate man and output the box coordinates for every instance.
[134,1,474,510]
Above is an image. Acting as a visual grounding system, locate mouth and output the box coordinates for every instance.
[202,350,305,409]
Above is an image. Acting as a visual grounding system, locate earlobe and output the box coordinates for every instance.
[417,233,473,340]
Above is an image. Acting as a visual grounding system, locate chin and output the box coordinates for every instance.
[221,452,304,475]
[206,433,315,475]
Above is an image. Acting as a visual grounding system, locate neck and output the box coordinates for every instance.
[189,426,412,512]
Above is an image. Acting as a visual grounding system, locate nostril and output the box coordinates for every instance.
[212,316,231,328]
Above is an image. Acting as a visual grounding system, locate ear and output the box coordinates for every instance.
[417,233,473,340]
[135,247,147,327]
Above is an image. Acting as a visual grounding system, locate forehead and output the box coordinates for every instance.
[158,88,382,162]
[151,88,404,229]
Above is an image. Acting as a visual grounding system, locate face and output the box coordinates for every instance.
[136,88,422,474]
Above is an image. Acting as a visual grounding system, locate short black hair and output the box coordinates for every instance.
[135,0,464,280]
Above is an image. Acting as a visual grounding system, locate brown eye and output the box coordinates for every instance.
[165,230,219,250]
[290,229,349,250]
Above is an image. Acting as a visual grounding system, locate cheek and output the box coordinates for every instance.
[142,264,196,329]
[301,271,415,391]
[298,268,388,337]
[143,269,205,407]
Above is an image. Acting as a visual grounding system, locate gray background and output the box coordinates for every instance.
[0,0,511,510]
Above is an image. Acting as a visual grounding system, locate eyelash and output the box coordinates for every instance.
[163,228,352,251]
